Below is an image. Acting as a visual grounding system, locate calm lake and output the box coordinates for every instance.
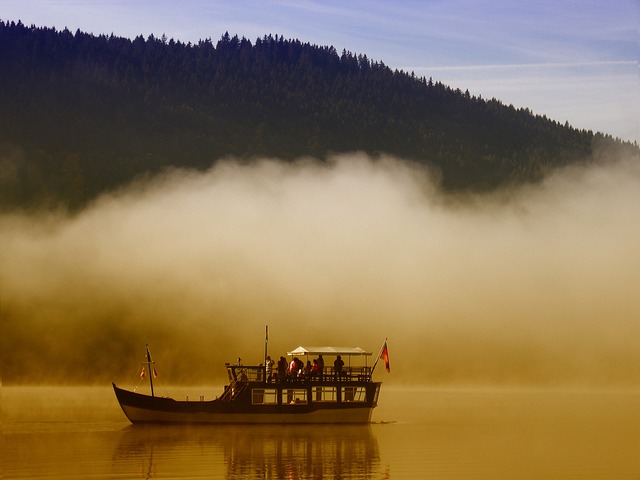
[3,385,638,479]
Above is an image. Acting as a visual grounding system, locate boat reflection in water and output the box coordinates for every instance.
[113,424,380,479]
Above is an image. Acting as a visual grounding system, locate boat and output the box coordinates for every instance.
[113,341,390,424]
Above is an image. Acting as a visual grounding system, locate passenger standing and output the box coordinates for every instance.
[289,357,303,379]
[310,359,320,379]
[265,356,274,382]
[277,356,287,382]
[317,354,324,380]
[334,355,344,379]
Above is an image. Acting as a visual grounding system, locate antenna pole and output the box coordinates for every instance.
[264,325,269,369]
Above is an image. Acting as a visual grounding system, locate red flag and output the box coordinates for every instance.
[380,341,390,372]
[140,367,146,378]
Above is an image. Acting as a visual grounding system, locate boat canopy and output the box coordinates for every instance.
[287,346,371,356]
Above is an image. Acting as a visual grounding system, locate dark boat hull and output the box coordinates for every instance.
[113,382,380,424]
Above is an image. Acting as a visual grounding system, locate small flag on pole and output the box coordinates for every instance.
[153,367,158,378]
[380,340,390,372]
[140,367,146,378]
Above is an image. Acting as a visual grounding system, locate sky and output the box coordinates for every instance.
[2,0,638,143]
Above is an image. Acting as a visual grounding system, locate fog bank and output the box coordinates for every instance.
[1,153,638,386]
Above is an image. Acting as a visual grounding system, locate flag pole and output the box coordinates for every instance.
[370,338,387,378]
[145,344,155,397]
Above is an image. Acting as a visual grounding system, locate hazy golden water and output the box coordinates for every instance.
[2,386,638,479]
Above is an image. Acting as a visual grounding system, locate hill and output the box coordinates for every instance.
[0,21,637,209]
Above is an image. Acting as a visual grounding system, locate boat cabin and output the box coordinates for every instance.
[222,346,380,408]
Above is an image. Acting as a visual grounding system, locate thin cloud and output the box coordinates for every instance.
[407,60,637,142]
[411,60,635,73]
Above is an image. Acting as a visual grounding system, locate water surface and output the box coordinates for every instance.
[3,386,638,479]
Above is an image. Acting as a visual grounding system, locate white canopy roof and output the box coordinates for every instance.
[287,346,371,356]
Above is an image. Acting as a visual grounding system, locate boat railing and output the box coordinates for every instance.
[227,365,265,383]
[220,379,249,402]
[227,364,373,383]
[323,366,373,381]
[219,384,234,401]
[274,366,372,383]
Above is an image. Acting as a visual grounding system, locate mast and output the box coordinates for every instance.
[145,344,155,397]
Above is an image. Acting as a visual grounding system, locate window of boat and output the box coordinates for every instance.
[342,386,366,402]
[312,386,337,402]
[252,389,278,405]
[284,389,307,405]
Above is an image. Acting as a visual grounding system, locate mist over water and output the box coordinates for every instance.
[1,153,638,386]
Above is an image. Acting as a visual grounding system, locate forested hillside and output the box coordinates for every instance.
[0,21,636,209]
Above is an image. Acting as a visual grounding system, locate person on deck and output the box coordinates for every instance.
[304,360,312,379]
[289,357,304,379]
[310,359,321,379]
[334,355,344,379]
[265,356,274,382]
[277,356,287,382]
[317,354,324,380]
